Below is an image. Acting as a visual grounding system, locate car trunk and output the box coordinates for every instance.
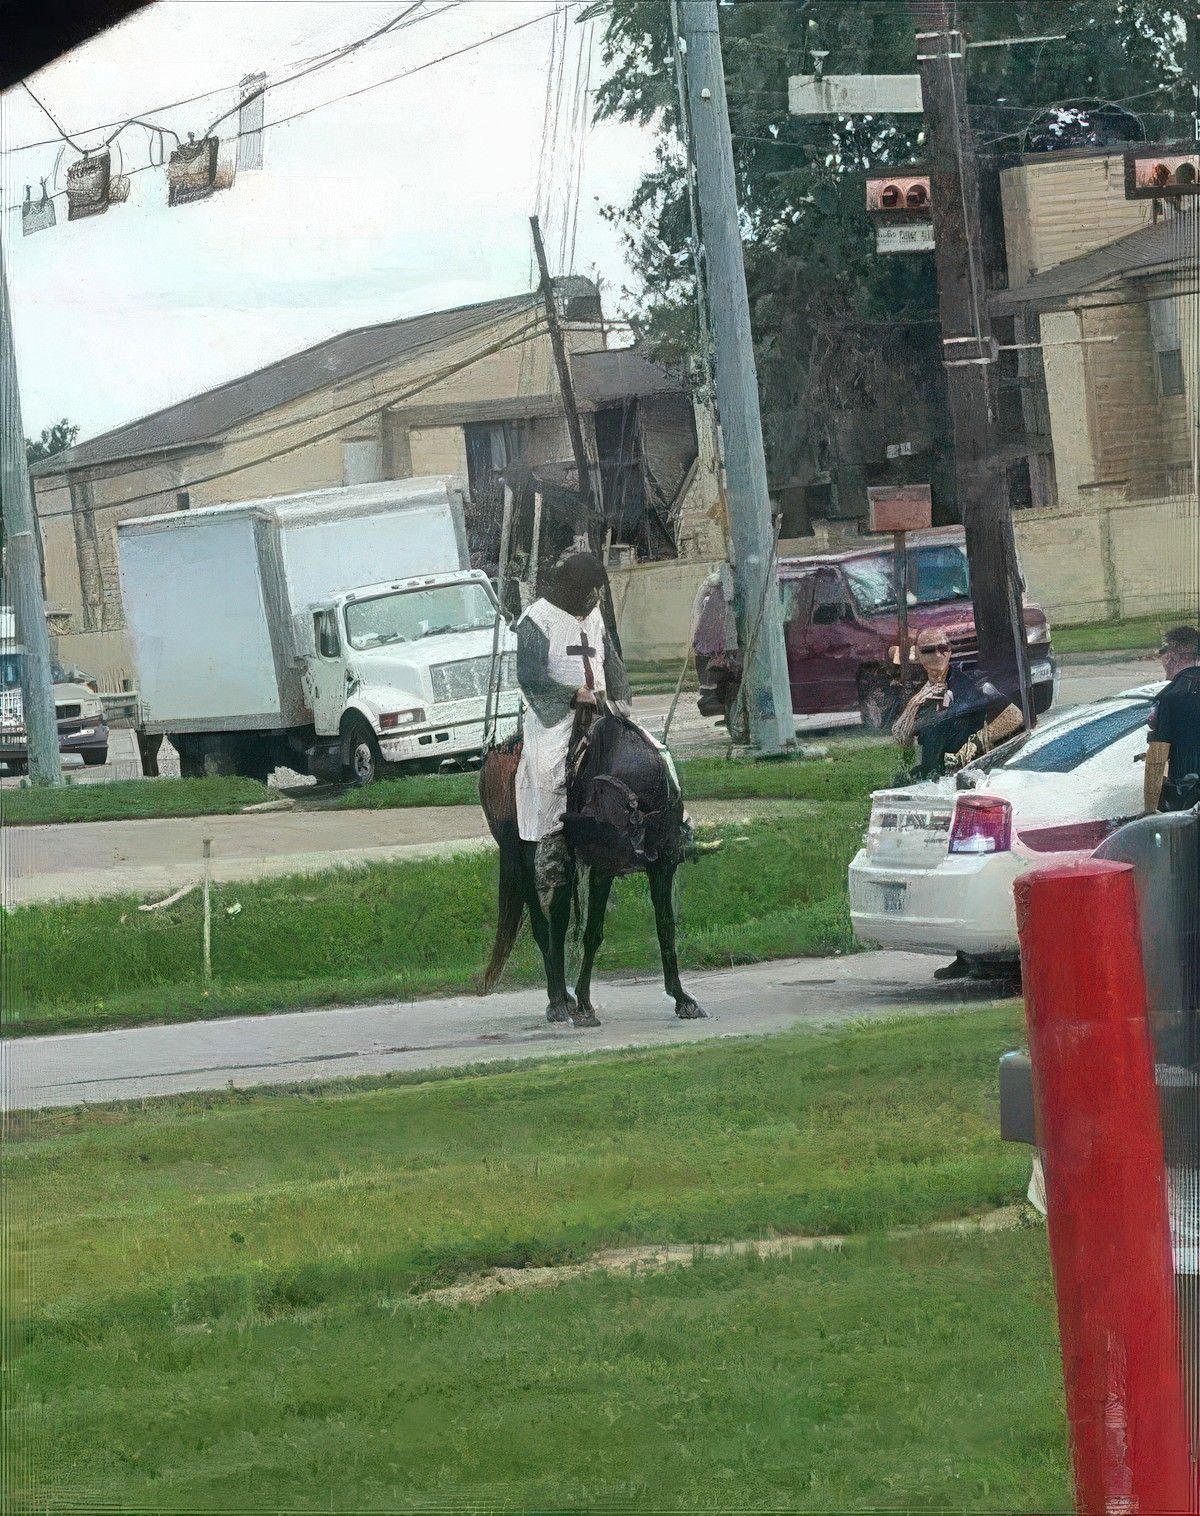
[863,783,956,870]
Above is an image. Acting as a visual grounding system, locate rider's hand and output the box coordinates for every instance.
[574,686,597,708]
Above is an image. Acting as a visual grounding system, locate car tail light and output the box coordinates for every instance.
[949,795,1012,855]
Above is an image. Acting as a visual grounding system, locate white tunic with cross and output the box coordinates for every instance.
[515,599,610,843]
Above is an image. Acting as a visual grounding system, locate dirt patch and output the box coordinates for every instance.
[420,1206,1032,1309]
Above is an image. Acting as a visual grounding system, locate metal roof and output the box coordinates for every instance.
[991,215,1193,316]
[33,289,547,477]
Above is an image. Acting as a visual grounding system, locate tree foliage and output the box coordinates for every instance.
[26,418,79,465]
[594,0,1194,506]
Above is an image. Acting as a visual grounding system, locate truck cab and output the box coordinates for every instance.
[302,569,518,785]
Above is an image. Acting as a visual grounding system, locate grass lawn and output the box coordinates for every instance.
[1,774,272,826]
[1053,612,1182,656]
[7,1008,1067,1511]
[625,655,698,694]
[5,810,868,1037]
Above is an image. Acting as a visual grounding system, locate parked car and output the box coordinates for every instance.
[847,685,1161,968]
[0,610,109,771]
[693,528,1056,728]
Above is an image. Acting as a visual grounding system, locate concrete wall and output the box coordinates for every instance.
[1014,491,1200,625]
[611,557,719,662]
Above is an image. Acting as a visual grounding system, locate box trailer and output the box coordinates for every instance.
[118,476,518,783]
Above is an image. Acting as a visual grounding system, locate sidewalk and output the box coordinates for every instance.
[2,950,1007,1111]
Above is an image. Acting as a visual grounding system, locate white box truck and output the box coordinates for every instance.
[117,476,519,784]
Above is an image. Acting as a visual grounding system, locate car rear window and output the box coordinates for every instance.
[1000,702,1151,774]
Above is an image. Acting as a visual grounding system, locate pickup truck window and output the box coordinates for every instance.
[811,568,849,625]
[845,545,971,615]
[780,574,815,626]
[344,582,495,650]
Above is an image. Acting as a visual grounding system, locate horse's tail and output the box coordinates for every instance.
[479,743,526,994]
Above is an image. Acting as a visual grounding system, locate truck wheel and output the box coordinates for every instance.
[345,719,381,787]
[81,748,108,767]
[858,672,895,732]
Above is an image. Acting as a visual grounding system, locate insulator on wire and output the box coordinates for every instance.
[66,150,112,220]
[167,134,223,206]
[22,179,56,236]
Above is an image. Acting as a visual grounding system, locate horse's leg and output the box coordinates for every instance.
[520,842,575,1022]
[647,861,705,1019]
[572,870,613,1027]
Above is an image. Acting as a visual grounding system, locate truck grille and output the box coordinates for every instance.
[947,632,977,661]
[431,654,516,704]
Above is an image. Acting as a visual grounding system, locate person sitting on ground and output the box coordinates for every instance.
[1144,624,1200,815]
[892,628,1025,982]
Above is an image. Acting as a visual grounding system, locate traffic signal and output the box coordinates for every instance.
[1124,150,1200,199]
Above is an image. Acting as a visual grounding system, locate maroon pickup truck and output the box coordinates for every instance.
[694,528,1056,728]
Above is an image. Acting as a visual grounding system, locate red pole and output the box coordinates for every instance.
[1015,858,1192,1515]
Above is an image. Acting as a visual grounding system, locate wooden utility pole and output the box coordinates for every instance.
[0,240,62,786]
[676,0,795,754]
[529,215,593,546]
[911,2,1033,723]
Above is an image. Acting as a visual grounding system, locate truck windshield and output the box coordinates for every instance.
[843,544,971,615]
[344,583,496,649]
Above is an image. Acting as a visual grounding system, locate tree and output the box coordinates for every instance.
[593,0,1193,521]
[26,418,79,466]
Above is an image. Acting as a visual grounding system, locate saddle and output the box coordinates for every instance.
[564,710,679,876]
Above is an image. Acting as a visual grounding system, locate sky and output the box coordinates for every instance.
[0,1,657,442]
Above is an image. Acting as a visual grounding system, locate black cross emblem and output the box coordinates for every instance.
[567,629,597,689]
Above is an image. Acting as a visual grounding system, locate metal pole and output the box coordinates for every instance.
[483,483,515,747]
[893,530,910,670]
[0,240,61,786]
[675,0,794,754]
[529,215,595,543]
[529,491,544,600]
[201,837,213,985]
[911,1,1034,728]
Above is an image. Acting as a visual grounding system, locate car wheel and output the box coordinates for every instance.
[345,719,381,787]
[858,673,896,732]
[81,748,108,766]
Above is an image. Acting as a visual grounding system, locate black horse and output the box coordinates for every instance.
[479,707,705,1026]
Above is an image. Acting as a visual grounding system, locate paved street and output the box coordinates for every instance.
[3,949,1009,1112]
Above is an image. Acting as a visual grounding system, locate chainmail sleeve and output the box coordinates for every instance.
[603,631,631,706]
[516,615,576,727]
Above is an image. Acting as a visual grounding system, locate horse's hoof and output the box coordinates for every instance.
[569,1009,602,1029]
[675,999,707,1020]
[546,1003,571,1024]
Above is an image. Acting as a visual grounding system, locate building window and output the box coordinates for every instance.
[464,421,522,500]
[1149,298,1185,398]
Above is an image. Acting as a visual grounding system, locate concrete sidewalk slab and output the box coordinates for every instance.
[3,950,1012,1112]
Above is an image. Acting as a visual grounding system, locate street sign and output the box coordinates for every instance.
[789,73,923,116]
[885,441,916,460]
[868,484,932,534]
[875,223,935,254]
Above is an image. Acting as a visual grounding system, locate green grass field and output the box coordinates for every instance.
[1,774,273,826]
[1053,612,1183,656]
[7,1008,1068,1511]
[4,745,897,826]
[5,809,869,1038]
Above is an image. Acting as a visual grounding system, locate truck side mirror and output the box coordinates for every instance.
[293,612,316,659]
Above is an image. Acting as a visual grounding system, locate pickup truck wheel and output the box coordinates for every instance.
[81,748,108,767]
[345,720,381,787]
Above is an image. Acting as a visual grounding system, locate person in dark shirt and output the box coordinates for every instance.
[891,630,1024,781]
[1145,625,1200,813]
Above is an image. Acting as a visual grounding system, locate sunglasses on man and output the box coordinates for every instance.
[917,641,951,656]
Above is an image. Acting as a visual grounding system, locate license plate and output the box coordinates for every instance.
[1030,660,1052,683]
[879,881,907,914]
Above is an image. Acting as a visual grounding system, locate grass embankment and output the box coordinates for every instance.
[1053,612,1181,656]
[625,655,699,694]
[1,774,272,826]
[3,743,897,827]
[6,809,868,1038]
[8,1008,1068,1511]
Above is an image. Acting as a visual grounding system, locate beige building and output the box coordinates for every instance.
[992,150,1198,624]
[33,277,725,685]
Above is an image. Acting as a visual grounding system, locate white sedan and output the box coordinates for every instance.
[848,685,1161,966]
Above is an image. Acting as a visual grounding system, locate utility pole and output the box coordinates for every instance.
[676,0,794,753]
[0,240,62,786]
[911,1,1033,724]
[530,215,594,547]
